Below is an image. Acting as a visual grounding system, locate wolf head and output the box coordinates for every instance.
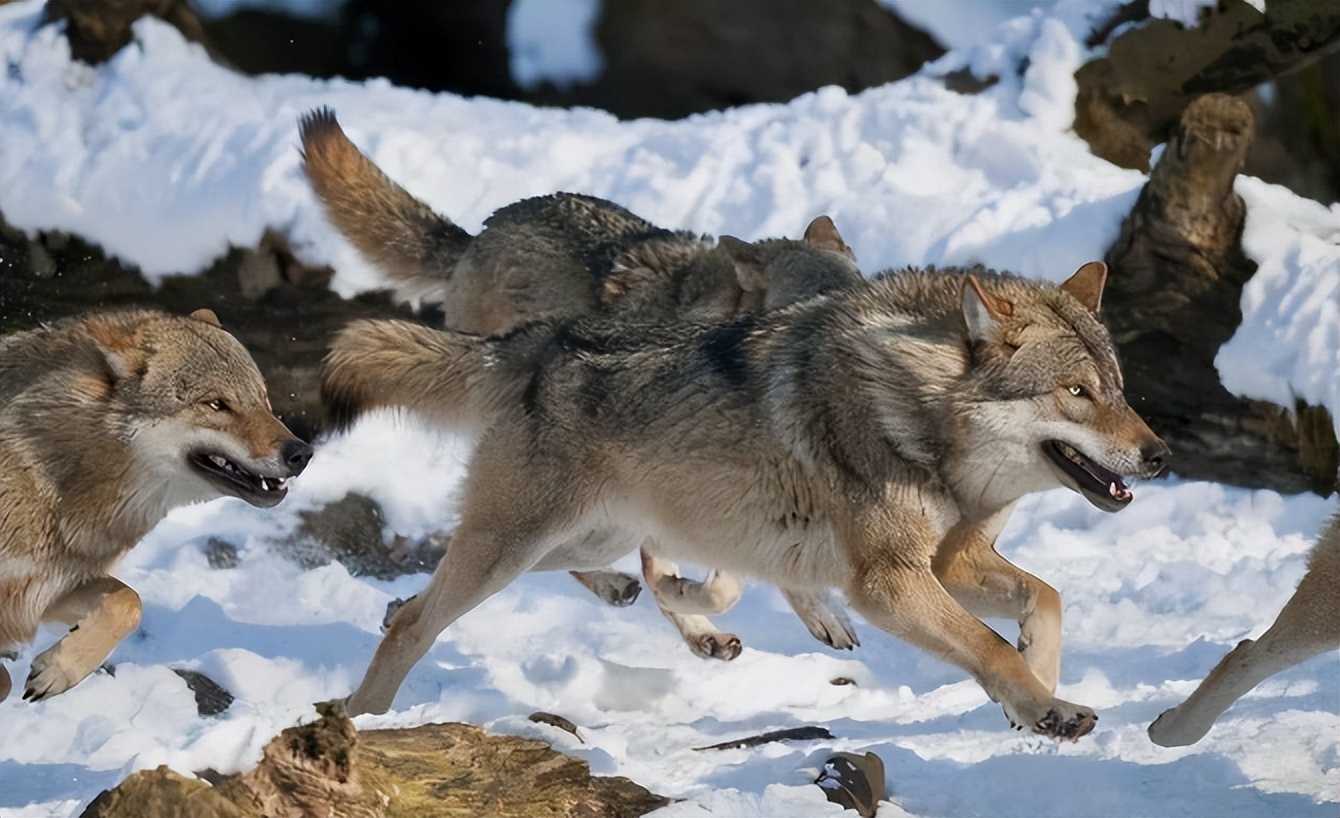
[953,263,1170,512]
[85,309,312,512]
[719,215,864,312]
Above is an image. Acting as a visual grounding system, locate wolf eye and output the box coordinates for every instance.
[1066,385,1087,398]
[205,398,230,412]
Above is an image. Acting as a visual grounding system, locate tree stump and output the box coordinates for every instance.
[1104,93,1337,495]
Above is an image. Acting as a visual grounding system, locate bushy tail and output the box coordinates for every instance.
[321,319,518,432]
[300,108,472,304]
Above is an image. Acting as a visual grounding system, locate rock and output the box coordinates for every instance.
[197,0,942,122]
[570,0,943,120]
[274,492,447,580]
[80,703,670,817]
[172,669,234,717]
[43,0,209,65]
[0,214,412,442]
[815,751,885,818]
[81,765,243,818]
[204,538,240,569]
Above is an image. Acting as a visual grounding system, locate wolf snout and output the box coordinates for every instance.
[1141,438,1171,478]
[281,439,314,475]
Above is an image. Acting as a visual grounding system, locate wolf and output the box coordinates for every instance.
[300,107,866,659]
[1148,509,1339,747]
[322,261,1170,737]
[0,309,312,703]
[298,107,861,331]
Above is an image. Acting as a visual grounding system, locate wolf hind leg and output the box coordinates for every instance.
[641,553,742,661]
[781,588,859,650]
[643,553,742,616]
[346,447,594,716]
[569,569,642,607]
[24,576,142,701]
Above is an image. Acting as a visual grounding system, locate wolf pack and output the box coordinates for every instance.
[2,108,1335,755]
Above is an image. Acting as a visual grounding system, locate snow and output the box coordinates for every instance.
[1216,178,1340,433]
[0,1,1336,816]
[508,0,603,91]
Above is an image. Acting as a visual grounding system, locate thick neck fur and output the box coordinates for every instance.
[762,268,1084,516]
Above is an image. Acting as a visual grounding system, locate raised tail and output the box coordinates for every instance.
[321,319,519,433]
[299,107,472,304]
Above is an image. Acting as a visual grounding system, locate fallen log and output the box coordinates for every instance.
[81,703,670,818]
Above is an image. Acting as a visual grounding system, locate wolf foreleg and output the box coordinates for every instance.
[849,565,1094,739]
[24,576,142,701]
[931,506,1062,692]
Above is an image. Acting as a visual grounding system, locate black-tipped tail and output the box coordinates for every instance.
[298,108,473,301]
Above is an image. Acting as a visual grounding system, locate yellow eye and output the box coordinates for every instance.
[1067,385,1086,398]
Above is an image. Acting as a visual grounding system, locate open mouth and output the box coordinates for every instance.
[1043,441,1133,513]
[188,451,291,508]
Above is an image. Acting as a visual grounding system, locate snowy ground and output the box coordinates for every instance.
[0,1,1336,815]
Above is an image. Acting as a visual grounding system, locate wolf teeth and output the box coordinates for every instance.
[261,477,291,493]
[209,455,228,469]
[1109,482,1118,498]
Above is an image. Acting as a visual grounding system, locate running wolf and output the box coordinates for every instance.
[0,309,313,702]
[322,262,1170,737]
[299,107,861,331]
[1148,509,1339,746]
[300,107,865,658]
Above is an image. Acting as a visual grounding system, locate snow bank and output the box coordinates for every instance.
[0,1,1335,815]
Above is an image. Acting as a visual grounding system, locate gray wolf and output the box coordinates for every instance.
[300,107,865,659]
[1148,509,1339,746]
[0,309,312,703]
[299,107,861,332]
[322,261,1170,738]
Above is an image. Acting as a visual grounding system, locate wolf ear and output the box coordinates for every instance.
[84,316,148,383]
[962,275,1014,342]
[1059,261,1107,314]
[720,235,767,292]
[803,215,856,261]
[189,308,223,328]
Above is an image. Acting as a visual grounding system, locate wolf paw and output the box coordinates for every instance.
[689,632,743,661]
[1004,700,1097,740]
[23,650,86,702]
[603,575,642,607]
[1147,707,1204,747]
[577,571,643,607]
[807,609,860,651]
